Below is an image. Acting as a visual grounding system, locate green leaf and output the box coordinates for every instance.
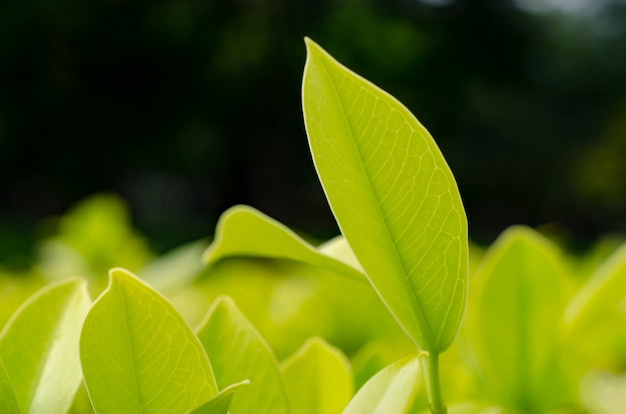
[195,296,290,414]
[467,227,570,411]
[302,38,468,353]
[0,278,91,414]
[564,242,626,342]
[204,205,365,282]
[343,355,421,414]
[188,380,250,414]
[282,337,353,414]
[80,268,217,414]
[0,353,21,412]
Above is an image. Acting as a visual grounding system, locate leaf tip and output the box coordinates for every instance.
[303,36,315,49]
[212,295,237,311]
[108,267,136,284]
[303,37,326,64]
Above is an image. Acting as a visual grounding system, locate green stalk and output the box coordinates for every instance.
[419,351,447,414]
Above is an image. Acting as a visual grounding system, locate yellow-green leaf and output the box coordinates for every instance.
[0,278,91,414]
[467,227,570,411]
[195,296,289,414]
[302,38,468,353]
[204,205,365,283]
[343,356,421,414]
[80,268,217,414]
[282,337,353,414]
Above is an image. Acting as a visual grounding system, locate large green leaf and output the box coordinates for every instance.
[195,296,290,414]
[281,337,353,414]
[204,205,365,282]
[0,278,91,414]
[302,38,468,353]
[467,227,570,411]
[80,268,217,414]
[343,356,421,414]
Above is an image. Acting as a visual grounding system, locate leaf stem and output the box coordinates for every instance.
[419,351,447,414]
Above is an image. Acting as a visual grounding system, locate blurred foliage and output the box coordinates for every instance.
[2,193,626,412]
[1,0,626,261]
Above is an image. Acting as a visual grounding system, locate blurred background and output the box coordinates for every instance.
[2,0,626,268]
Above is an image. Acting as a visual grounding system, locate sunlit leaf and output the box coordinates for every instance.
[188,380,250,414]
[0,278,91,414]
[343,355,421,414]
[282,337,353,414]
[467,227,571,411]
[204,205,365,282]
[302,38,468,353]
[195,296,290,414]
[80,268,217,414]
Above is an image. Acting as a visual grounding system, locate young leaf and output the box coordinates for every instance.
[0,277,91,414]
[195,296,290,414]
[204,205,365,282]
[80,268,217,414]
[343,355,421,414]
[188,380,250,414]
[467,227,570,411]
[281,337,353,414]
[302,38,468,354]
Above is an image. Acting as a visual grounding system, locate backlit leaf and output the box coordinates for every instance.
[0,278,91,414]
[204,205,365,282]
[467,227,570,411]
[343,356,421,414]
[302,38,468,353]
[282,337,353,414]
[80,268,217,414]
[195,296,290,414]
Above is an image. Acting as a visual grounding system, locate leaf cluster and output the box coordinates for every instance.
[1,39,626,414]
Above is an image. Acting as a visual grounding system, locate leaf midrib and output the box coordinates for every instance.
[120,283,144,413]
[314,52,436,350]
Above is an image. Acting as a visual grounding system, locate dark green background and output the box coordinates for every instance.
[2,0,626,261]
